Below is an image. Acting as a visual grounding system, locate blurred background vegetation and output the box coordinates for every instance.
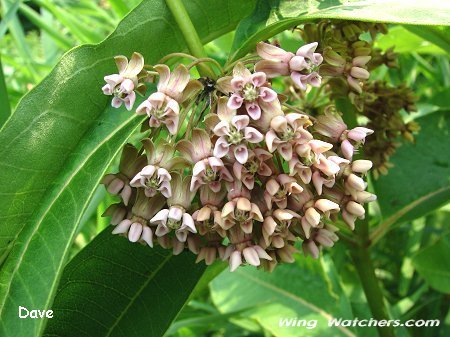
[1,1,448,337]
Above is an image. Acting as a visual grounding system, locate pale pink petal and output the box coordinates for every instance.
[213,136,230,158]
[169,206,183,222]
[244,127,263,143]
[243,247,260,266]
[154,64,171,93]
[128,222,143,242]
[258,87,277,102]
[291,72,308,90]
[245,102,261,120]
[102,84,112,95]
[234,145,248,164]
[232,115,250,131]
[141,226,153,247]
[228,94,244,109]
[124,91,136,111]
[251,72,266,87]
[104,74,123,87]
[150,209,169,225]
[296,42,318,59]
[229,251,242,272]
[155,224,169,237]
[136,99,152,116]
[111,97,122,108]
[231,76,245,91]
[289,55,308,71]
[112,219,132,234]
[254,60,290,78]
[341,139,354,159]
[256,42,293,62]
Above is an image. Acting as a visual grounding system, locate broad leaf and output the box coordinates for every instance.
[43,229,206,337]
[371,113,450,243]
[210,255,356,337]
[0,0,256,335]
[412,234,450,293]
[229,0,450,62]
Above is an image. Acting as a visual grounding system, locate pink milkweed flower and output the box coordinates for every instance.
[102,52,147,111]
[262,209,300,248]
[177,129,233,192]
[212,98,264,164]
[255,42,323,90]
[300,199,340,238]
[220,197,264,234]
[192,186,227,238]
[265,113,313,161]
[340,127,374,159]
[130,165,172,198]
[150,173,197,243]
[233,148,273,190]
[136,64,202,134]
[112,192,166,247]
[226,63,279,120]
[264,174,303,209]
[313,111,348,141]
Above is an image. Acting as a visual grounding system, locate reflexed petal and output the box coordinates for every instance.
[291,72,308,90]
[125,52,144,77]
[229,251,242,272]
[154,64,171,92]
[296,42,318,59]
[141,226,153,247]
[128,222,143,242]
[256,42,293,62]
[243,247,260,266]
[150,208,170,225]
[155,224,170,237]
[182,213,197,232]
[136,99,152,116]
[167,64,190,97]
[112,219,132,234]
[254,60,290,78]
[289,55,308,71]
[232,62,252,80]
[104,74,123,87]
[141,165,157,177]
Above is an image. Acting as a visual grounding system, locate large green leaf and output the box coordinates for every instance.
[371,113,450,244]
[210,255,356,337]
[43,229,206,337]
[412,234,450,293]
[229,0,450,62]
[0,0,256,336]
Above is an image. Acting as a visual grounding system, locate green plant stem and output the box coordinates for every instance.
[165,0,216,79]
[349,217,396,337]
[0,55,11,127]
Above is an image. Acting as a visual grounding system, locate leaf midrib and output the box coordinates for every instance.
[0,112,140,336]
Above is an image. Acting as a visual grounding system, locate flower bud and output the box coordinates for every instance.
[346,201,365,217]
[351,160,373,173]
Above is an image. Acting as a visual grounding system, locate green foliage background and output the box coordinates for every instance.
[0,1,448,337]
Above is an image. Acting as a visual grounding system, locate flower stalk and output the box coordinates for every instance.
[165,0,217,79]
[349,214,396,337]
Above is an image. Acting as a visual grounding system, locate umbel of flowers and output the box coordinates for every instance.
[101,41,376,272]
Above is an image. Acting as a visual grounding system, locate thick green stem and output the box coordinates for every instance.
[0,55,11,127]
[165,0,216,79]
[350,218,396,337]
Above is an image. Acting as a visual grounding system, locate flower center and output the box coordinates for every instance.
[167,219,181,230]
[280,126,295,141]
[242,84,259,102]
[228,128,243,144]
[204,167,217,182]
[245,160,259,174]
[235,209,249,223]
[153,107,166,119]
[275,187,287,199]
[114,86,127,99]
[145,175,160,189]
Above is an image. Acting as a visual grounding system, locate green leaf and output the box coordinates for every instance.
[412,234,450,293]
[404,25,450,54]
[371,113,450,244]
[229,0,450,62]
[375,26,448,55]
[43,229,206,337]
[0,0,256,335]
[210,255,356,337]
[0,55,10,126]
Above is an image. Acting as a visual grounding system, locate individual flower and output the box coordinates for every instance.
[102,52,147,110]
[233,148,273,189]
[212,98,264,164]
[262,209,299,248]
[265,113,313,161]
[130,165,171,198]
[192,187,227,238]
[101,143,146,205]
[177,128,233,192]
[112,191,166,247]
[218,181,263,234]
[255,42,323,90]
[300,199,340,238]
[136,64,202,134]
[150,173,197,243]
[340,127,374,159]
[313,111,348,141]
[264,174,303,209]
[223,63,280,120]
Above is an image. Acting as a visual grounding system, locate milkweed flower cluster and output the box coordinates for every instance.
[101,41,376,272]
